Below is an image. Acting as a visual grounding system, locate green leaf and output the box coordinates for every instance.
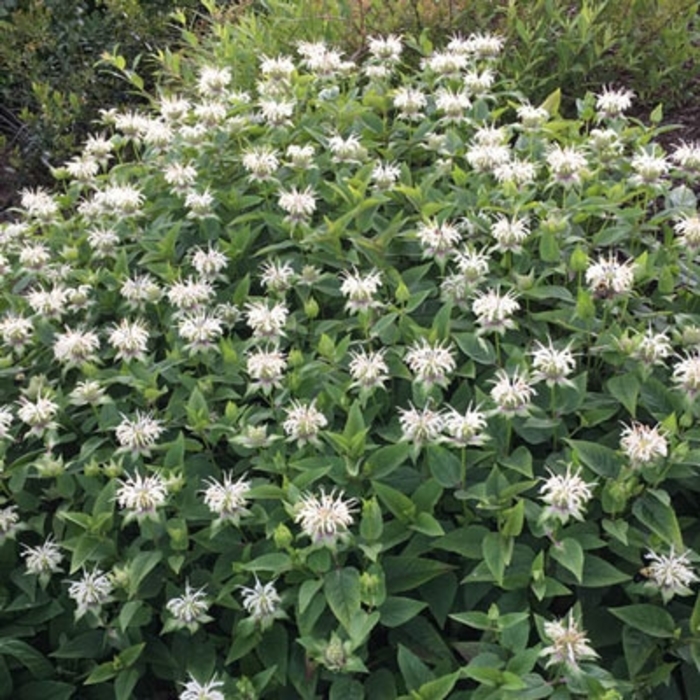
[622,626,657,678]
[453,333,496,365]
[607,374,640,417]
[397,644,433,691]
[539,87,561,115]
[690,591,700,636]
[632,490,683,549]
[426,445,461,487]
[324,567,361,632]
[14,682,74,700]
[539,230,560,263]
[550,537,584,583]
[298,579,324,616]
[580,555,630,587]
[115,669,139,700]
[127,550,162,597]
[410,512,444,537]
[373,481,416,523]
[566,439,622,478]
[365,443,411,479]
[482,532,512,586]
[379,597,428,627]
[610,604,676,638]
[499,446,533,477]
[0,640,52,679]
[384,557,454,593]
[412,671,462,700]
[360,497,384,541]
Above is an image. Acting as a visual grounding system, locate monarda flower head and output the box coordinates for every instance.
[294,488,357,546]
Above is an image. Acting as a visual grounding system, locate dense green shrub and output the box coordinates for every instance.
[3,2,700,699]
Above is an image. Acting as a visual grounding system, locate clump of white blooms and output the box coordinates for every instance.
[540,466,595,524]
[673,353,700,399]
[531,339,576,386]
[490,369,535,416]
[116,471,168,520]
[442,405,488,447]
[626,328,672,366]
[620,422,668,466]
[674,214,700,251]
[0,505,21,542]
[642,548,699,602]
[166,584,212,632]
[541,612,599,670]
[202,473,251,524]
[115,412,164,457]
[245,300,289,341]
[68,568,114,619]
[415,220,462,260]
[547,144,588,186]
[246,349,287,390]
[283,400,328,446]
[398,403,444,446]
[586,254,635,297]
[18,391,59,436]
[671,141,700,173]
[294,488,357,546]
[472,289,520,335]
[260,259,295,293]
[179,675,225,700]
[393,87,427,121]
[630,150,669,186]
[0,406,13,440]
[178,311,224,353]
[340,269,382,314]
[278,186,316,224]
[490,215,530,253]
[22,537,63,581]
[595,86,634,118]
[404,338,456,388]
[240,577,282,627]
[349,349,390,391]
[108,318,150,362]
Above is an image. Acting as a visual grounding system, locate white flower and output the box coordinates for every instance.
[19,243,51,271]
[404,339,456,388]
[277,186,316,223]
[595,86,634,118]
[349,349,389,390]
[472,289,520,335]
[422,51,467,77]
[286,144,316,169]
[463,68,495,94]
[283,400,328,446]
[108,318,149,362]
[294,488,357,545]
[0,406,13,440]
[489,369,534,416]
[0,314,34,352]
[20,188,59,222]
[260,260,295,293]
[393,87,427,121]
[339,268,382,314]
[466,143,511,172]
[674,214,700,251]
[643,548,699,602]
[83,133,114,162]
[628,328,672,366]
[202,473,251,523]
[180,676,225,700]
[541,612,599,670]
[531,339,576,386]
[398,404,444,446]
[547,145,588,186]
[259,98,295,126]
[22,537,63,579]
[116,472,168,518]
[464,32,504,58]
[87,227,120,257]
[69,380,107,407]
[240,577,282,625]
[53,327,100,366]
[159,95,191,123]
[328,135,367,164]
[261,54,295,82]
[367,34,403,64]
[540,465,594,524]
[191,245,228,280]
[671,141,700,172]
[18,392,59,436]
[98,184,144,216]
[245,300,289,340]
[197,66,231,97]
[242,146,279,181]
[455,246,490,284]
[167,278,215,313]
[673,353,700,399]
[493,158,538,186]
[371,162,401,190]
[164,162,197,194]
[185,190,215,219]
[178,312,224,353]
[442,405,488,447]
[490,215,530,253]
[516,103,549,128]
[630,151,669,186]
[121,274,162,309]
[166,584,211,632]
[115,411,164,456]
[416,220,461,260]
[26,286,69,319]
[585,254,635,297]
[0,505,20,541]
[620,422,668,466]
[246,349,287,390]
[68,568,114,618]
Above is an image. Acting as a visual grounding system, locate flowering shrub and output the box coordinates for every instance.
[3,10,700,700]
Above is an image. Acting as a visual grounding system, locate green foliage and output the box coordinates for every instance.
[3,2,700,698]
